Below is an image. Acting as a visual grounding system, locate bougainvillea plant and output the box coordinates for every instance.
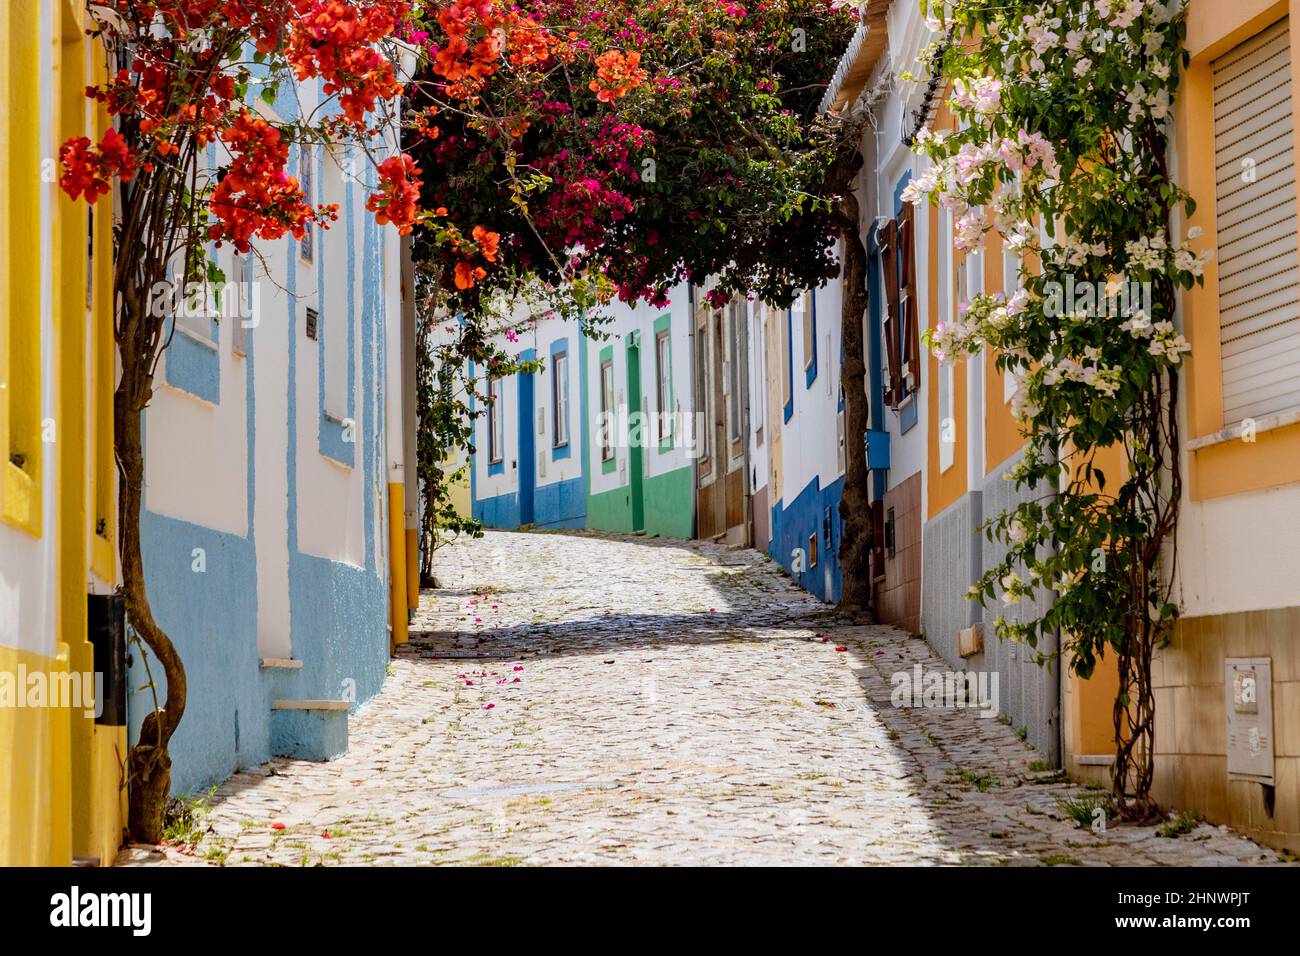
[908,0,1209,817]
[406,0,858,313]
[400,1,875,609]
[58,0,525,841]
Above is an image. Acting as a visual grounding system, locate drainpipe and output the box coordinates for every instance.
[383,44,420,651]
[401,236,420,610]
[384,196,409,648]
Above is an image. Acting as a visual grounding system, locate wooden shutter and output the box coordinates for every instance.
[899,202,921,399]
[1213,17,1300,424]
[880,218,901,406]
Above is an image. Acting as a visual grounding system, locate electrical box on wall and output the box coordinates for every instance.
[957,624,983,659]
[1225,657,1274,784]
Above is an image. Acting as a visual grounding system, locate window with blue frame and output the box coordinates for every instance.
[488,376,503,467]
[299,145,314,262]
[551,348,569,451]
[799,289,817,387]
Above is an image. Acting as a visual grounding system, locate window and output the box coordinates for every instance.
[727,303,741,442]
[836,406,846,475]
[782,301,793,412]
[882,199,920,407]
[322,150,348,418]
[232,255,250,357]
[753,308,766,446]
[4,7,42,531]
[800,291,815,372]
[175,262,215,341]
[941,244,967,474]
[1212,16,1300,425]
[599,359,615,462]
[694,330,709,463]
[808,532,818,569]
[299,146,314,262]
[305,306,319,341]
[488,376,503,464]
[552,350,569,448]
[1003,246,1020,403]
[655,328,672,445]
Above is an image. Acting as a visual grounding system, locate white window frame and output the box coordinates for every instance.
[655,329,672,444]
[552,351,569,449]
[599,359,615,462]
[488,376,503,465]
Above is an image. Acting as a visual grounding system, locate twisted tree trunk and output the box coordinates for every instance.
[116,290,187,844]
[837,193,873,619]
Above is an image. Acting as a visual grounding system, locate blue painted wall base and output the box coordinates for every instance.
[271,708,349,762]
[769,475,845,604]
[475,475,585,529]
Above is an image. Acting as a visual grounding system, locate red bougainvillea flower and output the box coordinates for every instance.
[271,822,286,830]
[207,111,335,253]
[835,646,847,652]
[59,128,138,203]
[287,0,409,125]
[367,154,423,235]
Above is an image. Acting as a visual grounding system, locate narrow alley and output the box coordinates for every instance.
[123,532,1284,867]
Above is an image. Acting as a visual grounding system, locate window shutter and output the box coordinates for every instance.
[880,218,901,406]
[1213,16,1300,425]
[900,202,921,398]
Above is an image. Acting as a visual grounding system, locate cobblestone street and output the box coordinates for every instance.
[127,531,1288,866]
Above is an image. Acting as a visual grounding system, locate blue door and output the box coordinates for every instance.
[518,367,536,525]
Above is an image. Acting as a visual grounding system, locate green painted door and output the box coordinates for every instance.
[626,338,645,532]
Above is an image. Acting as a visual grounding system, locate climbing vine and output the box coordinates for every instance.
[908,0,1210,818]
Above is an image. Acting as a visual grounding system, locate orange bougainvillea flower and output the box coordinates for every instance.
[472,225,500,263]
[589,50,647,103]
[454,260,488,290]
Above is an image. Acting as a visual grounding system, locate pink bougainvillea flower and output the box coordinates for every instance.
[483,703,495,710]
[835,646,847,652]
[513,665,523,672]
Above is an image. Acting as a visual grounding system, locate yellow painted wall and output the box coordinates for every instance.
[0,0,125,867]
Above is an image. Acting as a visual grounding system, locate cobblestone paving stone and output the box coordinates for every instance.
[120,530,1293,867]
